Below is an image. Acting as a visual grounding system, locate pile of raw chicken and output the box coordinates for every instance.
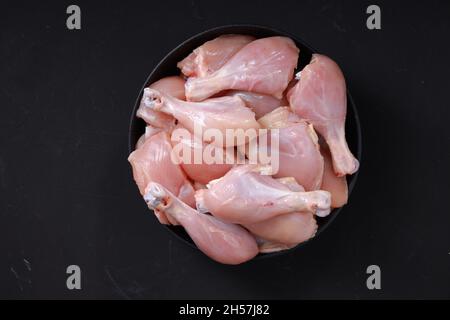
[128,35,359,264]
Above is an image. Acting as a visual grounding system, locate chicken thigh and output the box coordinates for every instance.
[288,54,359,176]
[185,37,299,101]
[144,182,258,265]
[195,165,331,224]
[178,34,255,78]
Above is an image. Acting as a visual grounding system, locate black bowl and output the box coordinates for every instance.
[128,24,362,259]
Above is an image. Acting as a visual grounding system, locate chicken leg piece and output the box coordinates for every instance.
[288,54,359,176]
[256,107,324,191]
[128,131,196,224]
[195,165,331,224]
[136,76,186,131]
[178,34,255,78]
[144,182,258,265]
[185,37,299,101]
[244,178,318,247]
[142,88,260,147]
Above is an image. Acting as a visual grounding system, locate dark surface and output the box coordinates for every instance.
[128,24,362,256]
[0,0,449,299]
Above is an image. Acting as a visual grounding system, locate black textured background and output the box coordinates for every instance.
[0,0,449,299]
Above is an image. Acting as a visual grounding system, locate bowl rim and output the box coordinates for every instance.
[128,24,362,260]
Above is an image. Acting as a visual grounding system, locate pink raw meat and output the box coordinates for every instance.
[256,107,324,191]
[185,37,299,101]
[288,54,359,176]
[245,178,318,249]
[178,34,255,77]
[144,182,258,265]
[136,76,185,131]
[141,88,260,147]
[128,131,196,224]
[195,165,331,224]
[170,130,234,184]
[226,90,282,119]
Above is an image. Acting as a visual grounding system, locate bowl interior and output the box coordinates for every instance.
[128,25,362,258]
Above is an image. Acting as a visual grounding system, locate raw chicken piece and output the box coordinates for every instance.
[136,76,185,131]
[257,106,301,129]
[321,145,348,208]
[195,165,331,224]
[150,76,186,100]
[144,124,163,139]
[256,107,324,191]
[178,34,255,77]
[245,178,317,248]
[137,100,175,131]
[275,176,304,191]
[141,88,260,147]
[279,79,298,106]
[185,37,299,101]
[170,130,234,184]
[275,123,324,191]
[136,133,146,150]
[144,182,258,265]
[136,125,163,149]
[129,132,188,196]
[288,54,359,176]
[226,91,282,119]
[128,131,196,225]
[248,210,317,247]
[257,240,296,253]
